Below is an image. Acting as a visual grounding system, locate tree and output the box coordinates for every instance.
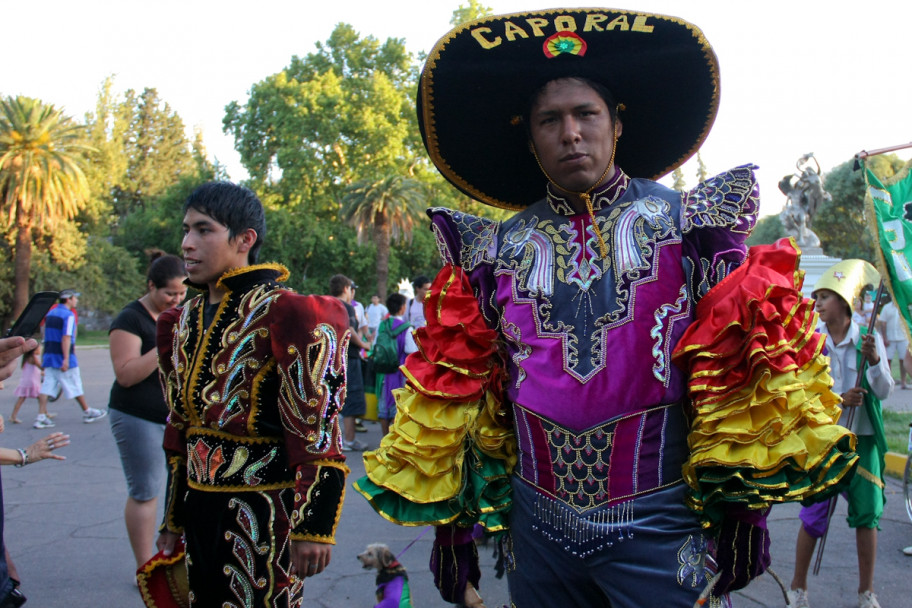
[0,96,91,319]
[451,1,493,25]
[342,175,427,299]
[223,24,420,209]
[746,214,786,247]
[83,81,202,221]
[813,154,907,261]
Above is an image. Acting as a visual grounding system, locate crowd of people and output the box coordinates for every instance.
[1,7,911,608]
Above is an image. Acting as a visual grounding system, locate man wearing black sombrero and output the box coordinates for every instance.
[356,9,857,607]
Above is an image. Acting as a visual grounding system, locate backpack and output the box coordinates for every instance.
[370,318,411,374]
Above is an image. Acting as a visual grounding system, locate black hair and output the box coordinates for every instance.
[386,292,407,315]
[523,77,620,128]
[184,182,266,263]
[412,275,431,289]
[329,274,351,297]
[146,250,186,288]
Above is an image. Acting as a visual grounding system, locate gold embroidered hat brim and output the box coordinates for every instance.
[418,8,720,209]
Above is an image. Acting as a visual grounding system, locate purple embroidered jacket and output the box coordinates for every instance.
[428,166,759,508]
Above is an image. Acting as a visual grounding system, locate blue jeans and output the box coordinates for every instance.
[506,479,710,607]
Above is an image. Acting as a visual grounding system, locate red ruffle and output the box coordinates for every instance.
[404,265,499,402]
[674,239,824,409]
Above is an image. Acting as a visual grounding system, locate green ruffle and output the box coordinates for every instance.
[354,441,512,531]
[689,435,858,525]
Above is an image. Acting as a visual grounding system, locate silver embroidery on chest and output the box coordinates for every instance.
[498,197,678,382]
[501,217,554,297]
[613,196,674,276]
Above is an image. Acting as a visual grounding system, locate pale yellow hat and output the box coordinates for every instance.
[811,259,880,308]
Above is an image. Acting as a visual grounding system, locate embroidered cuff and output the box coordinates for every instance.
[160,454,187,534]
[289,460,350,543]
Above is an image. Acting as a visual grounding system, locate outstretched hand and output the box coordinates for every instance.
[27,432,70,462]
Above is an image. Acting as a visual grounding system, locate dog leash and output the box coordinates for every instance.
[396,525,433,560]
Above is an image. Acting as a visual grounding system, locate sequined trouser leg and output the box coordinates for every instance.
[506,479,710,608]
[184,487,303,608]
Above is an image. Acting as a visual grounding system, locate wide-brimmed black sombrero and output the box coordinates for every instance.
[418,8,720,209]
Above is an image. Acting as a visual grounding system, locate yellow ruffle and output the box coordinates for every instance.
[363,386,516,505]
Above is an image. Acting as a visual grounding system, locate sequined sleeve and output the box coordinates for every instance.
[681,164,760,301]
[157,305,189,533]
[271,294,351,543]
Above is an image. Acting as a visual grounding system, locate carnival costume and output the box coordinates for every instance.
[355,9,858,606]
[157,264,351,607]
[798,261,890,538]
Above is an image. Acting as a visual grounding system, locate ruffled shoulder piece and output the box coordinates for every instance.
[682,164,759,237]
[672,238,858,525]
[428,207,500,273]
[355,264,516,530]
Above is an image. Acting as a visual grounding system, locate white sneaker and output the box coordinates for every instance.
[858,591,881,608]
[341,439,367,452]
[82,408,108,423]
[33,414,55,429]
[903,545,912,556]
[787,588,810,608]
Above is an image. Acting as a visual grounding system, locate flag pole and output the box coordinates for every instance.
[812,279,887,575]
[855,141,912,160]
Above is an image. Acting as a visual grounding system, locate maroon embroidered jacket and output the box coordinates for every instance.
[157,263,351,543]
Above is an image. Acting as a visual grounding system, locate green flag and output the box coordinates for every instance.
[865,158,912,343]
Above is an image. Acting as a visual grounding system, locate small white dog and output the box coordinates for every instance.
[357,543,412,607]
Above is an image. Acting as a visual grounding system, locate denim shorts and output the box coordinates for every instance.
[109,409,166,501]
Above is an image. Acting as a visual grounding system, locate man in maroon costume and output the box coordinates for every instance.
[155,182,351,607]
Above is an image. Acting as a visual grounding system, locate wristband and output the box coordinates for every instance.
[15,448,28,467]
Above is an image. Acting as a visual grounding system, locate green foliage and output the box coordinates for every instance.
[451,1,493,26]
[746,214,786,247]
[882,409,910,455]
[113,174,214,260]
[30,236,143,316]
[0,96,91,220]
[342,174,429,299]
[814,154,908,261]
[0,95,93,320]
[223,24,421,208]
[342,175,427,243]
[82,78,206,224]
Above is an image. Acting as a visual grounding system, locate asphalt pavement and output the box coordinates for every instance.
[0,347,910,607]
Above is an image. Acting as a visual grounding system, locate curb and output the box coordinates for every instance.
[885,451,907,477]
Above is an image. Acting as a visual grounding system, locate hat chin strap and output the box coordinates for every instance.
[531,124,619,259]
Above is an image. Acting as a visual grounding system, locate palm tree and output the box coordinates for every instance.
[0,96,92,320]
[342,174,427,300]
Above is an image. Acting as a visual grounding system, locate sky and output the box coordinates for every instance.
[4,0,912,217]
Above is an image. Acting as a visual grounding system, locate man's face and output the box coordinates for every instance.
[415,282,431,300]
[339,284,353,303]
[814,289,849,324]
[371,295,380,305]
[528,78,621,194]
[65,295,78,309]
[181,208,249,288]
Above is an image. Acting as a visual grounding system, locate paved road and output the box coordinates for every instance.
[1,347,909,607]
